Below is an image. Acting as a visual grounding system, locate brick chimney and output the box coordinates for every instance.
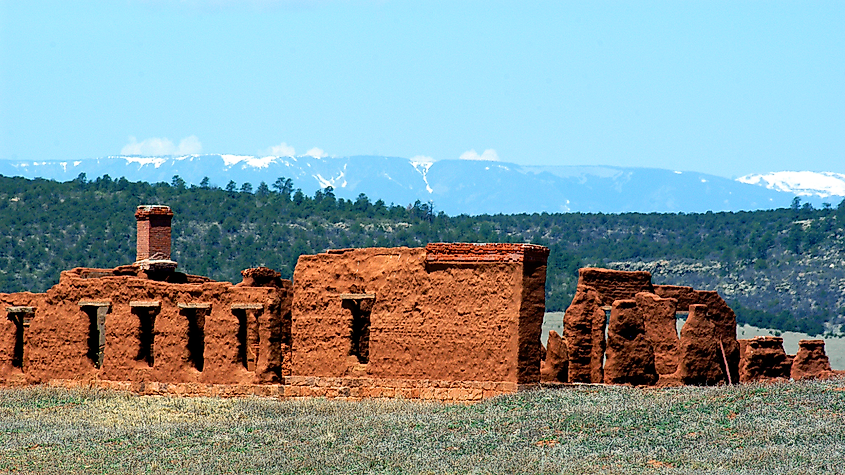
[135,205,176,270]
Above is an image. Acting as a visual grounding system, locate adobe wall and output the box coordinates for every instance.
[577,268,653,306]
[544,268,744,387]
[291,244,548,384]
[654,285,740,383]
[1,268,291,386]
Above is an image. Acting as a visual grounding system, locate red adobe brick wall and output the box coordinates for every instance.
[135,205,174,261]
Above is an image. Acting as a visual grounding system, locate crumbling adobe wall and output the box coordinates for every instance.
[563,284,606,383]
[236,267,293,377]
[604,299,658,386]
[1,267,291,386]
[670,304,731,385]
[791,339,833,380]
[738,336,791,382]
[540,330,568,383]
[653,285,740,384]
[559,269,742,387]
[291,244,548,384]
[635,292,680,375]
[577,268,654,307]
[0,292,46,383]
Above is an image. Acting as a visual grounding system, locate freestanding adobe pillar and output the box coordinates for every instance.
[135,205,177,272]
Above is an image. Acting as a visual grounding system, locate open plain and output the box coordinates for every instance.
[1,377,843,474]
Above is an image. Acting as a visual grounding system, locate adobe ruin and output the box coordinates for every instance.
[790,339,834,380]
[738,336,791,382]
[541,267,840,387]
[1,206,550,400]
[546,267,742,386]
[2,206,840,400]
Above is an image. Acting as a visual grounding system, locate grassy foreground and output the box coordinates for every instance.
[1,379,844,475]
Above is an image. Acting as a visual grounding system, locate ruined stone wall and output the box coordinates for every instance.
[1,269,291,386]
[291,244,548,384]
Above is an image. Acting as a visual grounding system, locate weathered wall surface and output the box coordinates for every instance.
[291,244,547,384]
[654,285,740,384]
[604,299,658,386]
[1,268,290,386]
[672,304,728,385]
[791,339,833,380]
[738,336,791,382]
[563,284,606,383]
[0,292,45,383]
[636,292,679,376]
[578,268,653,306]
[540,330,567,383]
[548,269,746,387]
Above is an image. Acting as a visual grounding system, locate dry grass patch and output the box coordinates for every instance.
[1,379,844,474]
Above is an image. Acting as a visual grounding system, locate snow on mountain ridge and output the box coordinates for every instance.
[737,171,845,198]
[0,153,816,214]
[409,158,434,194]
[122,155,169,168]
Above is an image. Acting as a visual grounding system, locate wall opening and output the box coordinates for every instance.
[6,307,33,370]
[234,307,262,371]
[179,304,208,372]
[342,295,373,364]
[79,302,109,368]
[12,316,24,368]
[130,302,160,367]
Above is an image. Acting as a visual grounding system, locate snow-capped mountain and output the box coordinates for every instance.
[737,171,845,199]
[0,154,823,215]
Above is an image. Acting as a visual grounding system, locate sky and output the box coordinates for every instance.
[1,1,843,178]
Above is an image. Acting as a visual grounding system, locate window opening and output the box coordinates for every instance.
[178,303,209,372]
[341,294,374,364]
[130,301,160,367]
[233,305,262,371]
[6,307,34,370]
[79,301,109,368]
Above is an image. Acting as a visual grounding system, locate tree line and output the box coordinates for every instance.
[1,173,843,335]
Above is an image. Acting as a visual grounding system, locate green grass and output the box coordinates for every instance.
[1,378,844,474]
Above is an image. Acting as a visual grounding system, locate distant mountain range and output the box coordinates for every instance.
[2,154,842,215]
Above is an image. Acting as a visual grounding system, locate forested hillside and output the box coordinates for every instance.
[1,174,843,336]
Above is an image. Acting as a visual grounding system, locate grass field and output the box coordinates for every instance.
[1,378,844,474]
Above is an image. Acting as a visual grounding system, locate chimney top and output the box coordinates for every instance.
[135,205,173,220]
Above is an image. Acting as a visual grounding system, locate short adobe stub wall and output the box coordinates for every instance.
[290,244,549,398]
[1,268,292,387]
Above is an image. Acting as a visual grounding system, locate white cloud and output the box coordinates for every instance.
[459,148,499,161]
[121,135,202,155]
[176,135,202,154]
[267,142,296,157]
[304,147,328,158]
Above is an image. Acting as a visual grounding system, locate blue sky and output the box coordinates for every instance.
[1,0,843,177]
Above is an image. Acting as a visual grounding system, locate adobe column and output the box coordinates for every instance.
[135,205,177,271]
